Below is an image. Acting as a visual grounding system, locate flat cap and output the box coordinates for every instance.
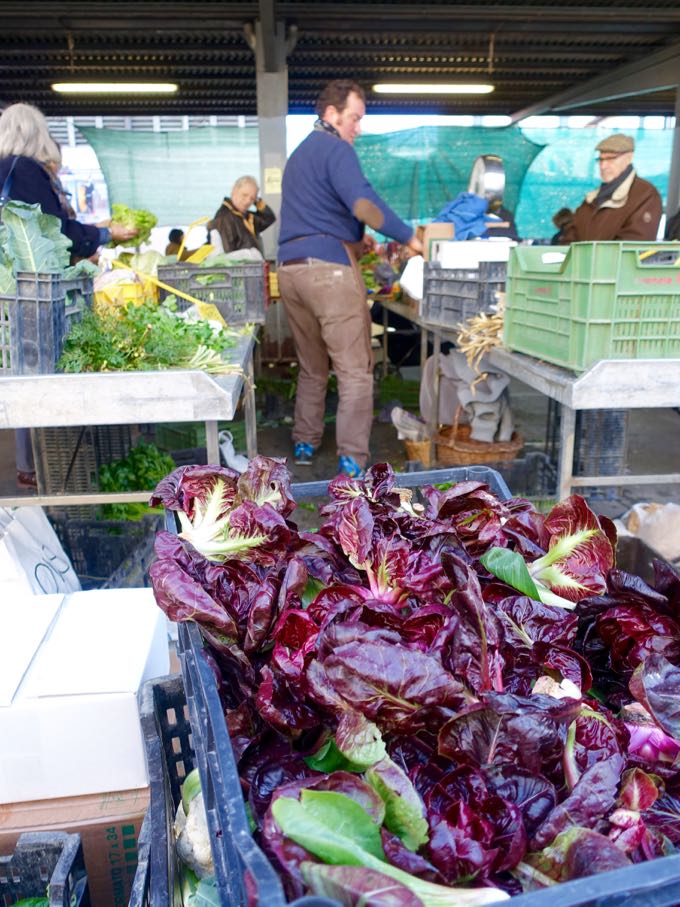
[596,134,635,154]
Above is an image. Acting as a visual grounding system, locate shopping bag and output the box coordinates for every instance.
[0,506,81,596]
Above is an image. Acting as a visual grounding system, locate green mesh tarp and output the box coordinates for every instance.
[80,122,674,242]
[517,127,672,239]
[355,125,545,228]
[79,125,260,224]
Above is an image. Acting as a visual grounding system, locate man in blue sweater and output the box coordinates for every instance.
[278,79,422,477]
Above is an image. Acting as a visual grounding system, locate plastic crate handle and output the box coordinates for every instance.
[638,246,680,267]
[111,260,227,326]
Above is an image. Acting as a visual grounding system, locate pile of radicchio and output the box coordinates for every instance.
[149,457,680,906]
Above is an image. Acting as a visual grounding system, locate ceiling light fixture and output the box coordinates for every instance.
[373,83,494,95]
[52,82,178,94]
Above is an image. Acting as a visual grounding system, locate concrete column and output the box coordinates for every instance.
[666,88,680,220]
[248,19,293,260]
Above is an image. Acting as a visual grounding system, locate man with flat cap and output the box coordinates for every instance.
[561,134,662,243]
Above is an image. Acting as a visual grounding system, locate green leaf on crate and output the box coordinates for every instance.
[0,261,15,296]
[12,900,49,907]
[2,200,72,272]
[62,259,99,280]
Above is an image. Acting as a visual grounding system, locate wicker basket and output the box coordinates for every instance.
[435,422,523,466]
[403,438,433,467]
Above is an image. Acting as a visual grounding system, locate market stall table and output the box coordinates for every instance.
[0,332,257,508]
[487,348,680,500]
[379,299,680,498]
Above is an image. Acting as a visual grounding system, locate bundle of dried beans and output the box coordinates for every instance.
[455,292,505,375]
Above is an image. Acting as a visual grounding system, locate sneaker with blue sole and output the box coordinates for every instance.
[338,455,366,478]
[293,441,315,465]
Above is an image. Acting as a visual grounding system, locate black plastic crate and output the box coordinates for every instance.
[421,260,506,328]
[51,512,162,589]
[0,272,92,376]
[0,832,90,906]
[132,675,194,907]
[32,424,132,520]
[157,262,266,324]
[169,468,512,907]
[547,404,629,501]
[493,450,557,500]
[166,464,680,906]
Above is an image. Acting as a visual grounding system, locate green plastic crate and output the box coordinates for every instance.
[504,241,680,372]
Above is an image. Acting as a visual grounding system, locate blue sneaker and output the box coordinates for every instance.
[293,441,315,465]
[338,455,366,478]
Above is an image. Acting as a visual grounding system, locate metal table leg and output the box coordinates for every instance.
[558,404,576,500]
[244,351,258,459]
[420,325,428,373]
[382,305,389,378]
[205,420,220,465]
[428,332,441,466]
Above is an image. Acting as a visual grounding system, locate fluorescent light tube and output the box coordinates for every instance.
[373,83,494,95]
[52,83,178,94]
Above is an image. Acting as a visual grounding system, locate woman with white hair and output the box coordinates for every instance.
[207,174,276,255]
[0,103,137,489]
[0,102,136,257]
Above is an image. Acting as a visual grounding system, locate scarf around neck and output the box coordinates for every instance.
[314,118,341,138]
[592,163,633,208]
[223,198,256,237]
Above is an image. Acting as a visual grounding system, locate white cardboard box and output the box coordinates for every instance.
[0,587,169,804]
[431,238,515,268]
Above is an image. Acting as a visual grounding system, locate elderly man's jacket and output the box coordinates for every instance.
[562,169,662,242]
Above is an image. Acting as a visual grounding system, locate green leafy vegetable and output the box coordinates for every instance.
[366,757,429,852]
[110,203,158,246]
[57,299,239,374]
[272,794,509,906]
[2,200,71,272]
[98,440,176,520]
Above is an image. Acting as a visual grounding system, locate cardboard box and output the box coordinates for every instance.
[431,238,515,268]
[0,787,149,907]
[422,222,455,260]
[0,587,169,803]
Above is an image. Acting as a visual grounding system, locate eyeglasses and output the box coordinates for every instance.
[596,152,628,162]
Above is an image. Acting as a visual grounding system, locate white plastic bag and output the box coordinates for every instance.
[615,502,680,563]
[399,255,424,301]
[0,506,81,596]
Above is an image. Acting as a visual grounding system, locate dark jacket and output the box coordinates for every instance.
[207,199,276,255]
[562,170,662,243]
[0,155,103,257]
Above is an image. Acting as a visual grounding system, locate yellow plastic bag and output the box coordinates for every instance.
[93,270,158,315]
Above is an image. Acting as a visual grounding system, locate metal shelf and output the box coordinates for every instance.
[0,333,257,508]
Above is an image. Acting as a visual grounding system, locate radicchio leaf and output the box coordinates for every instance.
[630,653,680,740]
[438,695,566,776]
[530,754,624,849]
[149,463,239,514]
[236,454,296,516]
[483,765,557,838]
[523,827,630,885]
[321,639,466,732]
[301,862,425,907]
[149,553,239,638]
[366,757,429,852]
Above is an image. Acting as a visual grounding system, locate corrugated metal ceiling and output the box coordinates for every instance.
[0,1,678,117]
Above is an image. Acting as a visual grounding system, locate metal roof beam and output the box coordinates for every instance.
[511,39,680,121]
